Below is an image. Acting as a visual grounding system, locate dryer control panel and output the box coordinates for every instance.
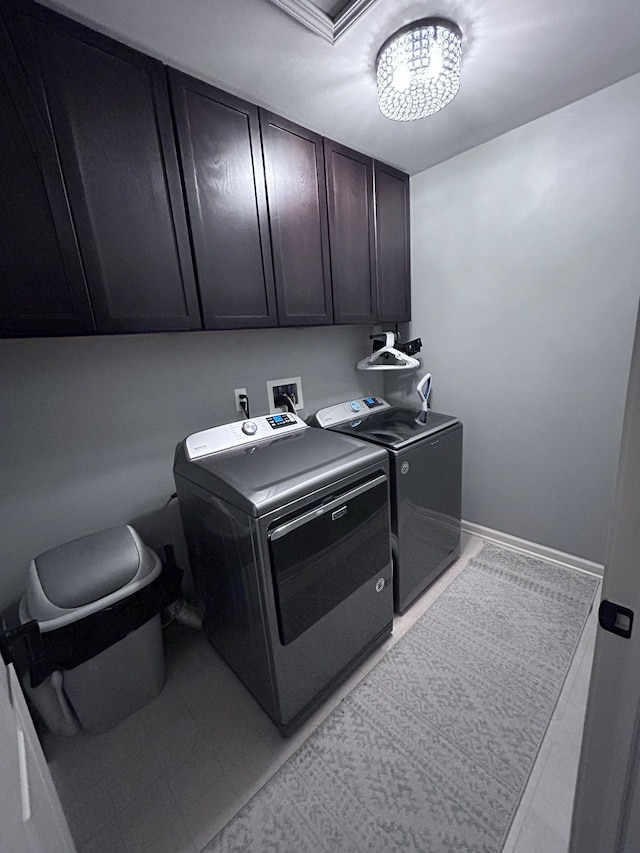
[185,413,307,459]
[309,397,391,428]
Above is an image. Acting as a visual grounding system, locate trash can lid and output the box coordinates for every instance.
[26,526,159,618]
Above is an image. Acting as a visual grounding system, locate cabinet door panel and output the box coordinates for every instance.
[325,139,376,325]
[24,7,200,333]
[375,161,411,323]
[0,11,93,338]
[169,71,277,329]
[260,111,332,326]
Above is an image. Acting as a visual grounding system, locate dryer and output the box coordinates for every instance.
[174,413,393,736]
[309,398,462,614]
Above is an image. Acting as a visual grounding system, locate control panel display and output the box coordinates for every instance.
[310,397,391,428]
[267,413,294,429]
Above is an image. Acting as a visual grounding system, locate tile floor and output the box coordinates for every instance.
[38,533,599,853]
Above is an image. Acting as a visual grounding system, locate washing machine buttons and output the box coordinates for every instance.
[349,401,361,412]
[266,414,292,429]
[242,421,258,436]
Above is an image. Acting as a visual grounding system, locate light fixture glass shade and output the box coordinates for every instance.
[376,18,462,122]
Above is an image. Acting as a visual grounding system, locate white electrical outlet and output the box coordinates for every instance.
[234,387,248,412]
[266,376,303,414]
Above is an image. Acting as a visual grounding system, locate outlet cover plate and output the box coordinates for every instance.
[234,387,248,412]
[266,376,303,414]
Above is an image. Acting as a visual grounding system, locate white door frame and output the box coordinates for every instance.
[0,661,75,853]
[570,297,640,852]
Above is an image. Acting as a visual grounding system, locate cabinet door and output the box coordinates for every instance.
[259,111,333,326]
[168,70,277,329]
[324,139,376,325]
[14,3,200,334]
[374,161,411,323]
[0,11,93,338]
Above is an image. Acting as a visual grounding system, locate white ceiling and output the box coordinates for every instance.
[41,0,640,175]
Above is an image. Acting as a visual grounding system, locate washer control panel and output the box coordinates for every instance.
[186,413,307,459]
[310,397,391,428]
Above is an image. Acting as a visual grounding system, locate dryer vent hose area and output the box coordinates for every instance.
[163,598,203,631]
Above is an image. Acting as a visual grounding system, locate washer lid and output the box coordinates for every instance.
[174,427,388,516]
[327,408,460,449]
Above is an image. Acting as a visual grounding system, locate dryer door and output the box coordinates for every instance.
[268,474,389,645]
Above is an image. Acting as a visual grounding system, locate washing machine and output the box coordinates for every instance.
[309,397,462,614]
[173,412,393,736]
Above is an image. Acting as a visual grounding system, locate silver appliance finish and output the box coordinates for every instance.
[174,418,393,735]
[309,397,463,613]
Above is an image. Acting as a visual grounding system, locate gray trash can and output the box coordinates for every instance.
[19,525,166,735]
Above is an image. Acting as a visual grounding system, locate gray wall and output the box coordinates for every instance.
[0,326,382,609]
[409,73,640,563]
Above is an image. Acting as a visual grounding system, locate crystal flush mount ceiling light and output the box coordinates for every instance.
[376,17,463,122]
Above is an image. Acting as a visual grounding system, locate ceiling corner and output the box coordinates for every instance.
[266,0,379,44]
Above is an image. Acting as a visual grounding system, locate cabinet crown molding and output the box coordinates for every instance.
[266,0,378,44]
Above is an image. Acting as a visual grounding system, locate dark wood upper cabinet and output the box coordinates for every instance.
[374,161,411,323]
[0,10,94,338]
[324,139,376,325]
[0,1,411,339]
[12,3,200,334]
[259,110,333,326]
[168,70,277,330]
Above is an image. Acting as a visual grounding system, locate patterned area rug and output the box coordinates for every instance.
[204,542,599,852]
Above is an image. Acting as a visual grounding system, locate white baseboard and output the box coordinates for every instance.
[461,520,604,578]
